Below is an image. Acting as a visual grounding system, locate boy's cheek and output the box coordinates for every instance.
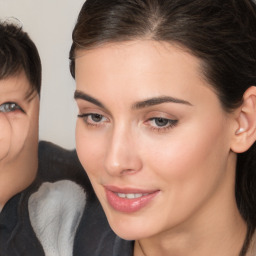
[0,113,11,161]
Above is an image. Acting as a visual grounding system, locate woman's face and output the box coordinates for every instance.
[75,41,237,240]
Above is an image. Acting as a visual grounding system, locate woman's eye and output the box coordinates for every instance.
[147,117,178,131]
[0,102,23,113]
[153,118,170,127]
[90,113,104,122]
[78,113,108,126]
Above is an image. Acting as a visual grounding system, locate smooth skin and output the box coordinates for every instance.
[0,71,39,211]
[74,40,256,256]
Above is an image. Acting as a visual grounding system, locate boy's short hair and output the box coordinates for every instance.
[0,19,41,95]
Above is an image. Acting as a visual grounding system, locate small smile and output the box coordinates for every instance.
[115,192,150,199]
[104,185,160,213]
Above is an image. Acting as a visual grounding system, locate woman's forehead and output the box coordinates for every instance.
[74,40,223,113]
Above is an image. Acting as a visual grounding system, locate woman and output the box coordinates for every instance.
[69,0,256,255]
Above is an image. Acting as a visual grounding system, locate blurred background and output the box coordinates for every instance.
[0,0,85,149]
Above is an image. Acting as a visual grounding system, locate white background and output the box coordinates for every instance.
[0,0,85,149]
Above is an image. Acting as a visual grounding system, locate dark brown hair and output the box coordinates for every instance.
[70,0,256,254]
[0,20,41,95]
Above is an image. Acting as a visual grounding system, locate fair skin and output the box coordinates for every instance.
[75,40,249,256]
[0,71,39,211]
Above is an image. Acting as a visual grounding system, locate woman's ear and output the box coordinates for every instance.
[231,86,256,153]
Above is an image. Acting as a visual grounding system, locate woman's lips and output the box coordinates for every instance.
[104,186,160,213]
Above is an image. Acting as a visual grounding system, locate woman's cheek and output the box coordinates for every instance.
[75,121,104,171]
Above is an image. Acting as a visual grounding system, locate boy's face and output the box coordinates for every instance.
[0,71,39,210]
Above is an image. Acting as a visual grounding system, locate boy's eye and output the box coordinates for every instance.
[0,102,23,113]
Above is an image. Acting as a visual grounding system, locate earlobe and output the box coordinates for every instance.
[231,86,256,153]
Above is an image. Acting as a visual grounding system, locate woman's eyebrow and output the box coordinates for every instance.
[132,96,193,109]
[74,90,105,108]
[74,90,192,110]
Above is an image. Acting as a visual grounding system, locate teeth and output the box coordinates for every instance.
[118,193,126,198]
[116,193,147,199]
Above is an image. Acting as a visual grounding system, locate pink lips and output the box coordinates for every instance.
[104,186,159,213]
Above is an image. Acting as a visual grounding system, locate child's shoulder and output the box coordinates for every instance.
[37,140,92,192]
[28,179,86,256]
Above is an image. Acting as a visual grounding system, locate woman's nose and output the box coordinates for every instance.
[104,127,142,176]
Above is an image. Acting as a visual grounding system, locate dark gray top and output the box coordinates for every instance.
[0,141,134,256]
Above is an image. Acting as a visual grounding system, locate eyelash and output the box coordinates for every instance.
[78,113,178,132]
[77,113,108,127]
[146,117,178,132]
[0,102,24,113]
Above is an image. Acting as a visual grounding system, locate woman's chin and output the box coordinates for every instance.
[111,228,145,241]
[108,219,153,241]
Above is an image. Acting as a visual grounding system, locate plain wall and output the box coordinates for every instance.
[0,0,85,149]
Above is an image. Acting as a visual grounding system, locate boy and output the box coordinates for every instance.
[0,20,101,256]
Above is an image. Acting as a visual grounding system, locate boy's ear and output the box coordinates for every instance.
[231,86,256,153]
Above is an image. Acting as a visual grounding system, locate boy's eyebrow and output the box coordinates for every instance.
[25,89,37,102]
[74,90,192,110]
